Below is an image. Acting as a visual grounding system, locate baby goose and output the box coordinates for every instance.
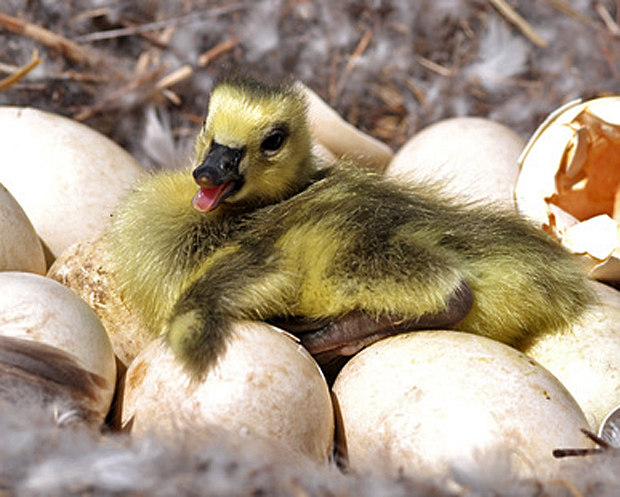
[107,78,592,378]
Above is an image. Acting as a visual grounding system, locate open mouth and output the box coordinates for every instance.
[192,179,243,213]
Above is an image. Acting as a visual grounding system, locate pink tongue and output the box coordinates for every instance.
[192,184,230,213]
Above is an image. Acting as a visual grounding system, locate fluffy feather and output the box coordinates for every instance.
[1,399,619,496]
[465,17,530,92]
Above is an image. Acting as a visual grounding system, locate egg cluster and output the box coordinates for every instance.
[0,89,619,488]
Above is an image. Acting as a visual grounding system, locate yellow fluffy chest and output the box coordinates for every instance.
[274,222,352,317]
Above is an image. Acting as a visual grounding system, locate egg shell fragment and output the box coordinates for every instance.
[0,107,145,259]
[525,281,620,429]
[516,97,620,281]
[48,237,153,367]
[0,272,117,424]
[122,323,334,462]
[332,331,591,481]
[0,183,45,274]
[386,117,524,207]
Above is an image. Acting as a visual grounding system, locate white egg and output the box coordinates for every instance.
[0,183,45,274]
[525,281,620,429]
[122,323,334,462]
[0,107,145,258]
[48,236,153,367]
[332,331,591,481]
[0,272,117,424]
[386,117,524,207]
[296,82,394,173]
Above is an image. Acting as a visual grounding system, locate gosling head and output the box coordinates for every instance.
[191,79,314,213]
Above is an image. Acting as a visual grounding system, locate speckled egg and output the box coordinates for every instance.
[333,330,592,481]
[123,322,334,462]
[0,107,144,258]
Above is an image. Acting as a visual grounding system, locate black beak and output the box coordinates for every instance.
[193,142,246,187]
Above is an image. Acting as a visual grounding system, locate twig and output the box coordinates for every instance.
[74,4,244,43]
[71,7,111,24]
[0,62,20,74]
[0,10,97,67]
[155,65,193,104]
[404,79,427,106]
[553,428,616,458]
[343,30,373,76]
[198,37,242,67]
[488,0,548,48]
[596,3,620,37]
[73,66,165,121]
[0,49,42,90]
[0,61,109,84]
[333,30,372,100]
[180,112,205,126]
[155,65,193,91]
[159,88,182,106]
[544,0,595,25]
[62,70,112,83]
[412,54,453,77]
[120,20,170,49]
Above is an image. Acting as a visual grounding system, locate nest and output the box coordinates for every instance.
[2,1,620,495]
[1,0,619,163]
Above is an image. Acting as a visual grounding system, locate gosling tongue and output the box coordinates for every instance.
[192,183,233,213]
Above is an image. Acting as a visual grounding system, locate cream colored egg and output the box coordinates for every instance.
[0,271,117,423]
[386,117,524,207]
[333,331,591,481]
[123,323,334,462]
[0,183,45,274]
[0,107,145,258]
[48,236,152,367]
[525,281,620,429]
[296,82,394,173]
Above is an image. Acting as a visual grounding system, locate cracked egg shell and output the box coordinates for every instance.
[122,323,334,463]
[48,236,153,367]
[0,183,45,274]
[332,331,591,480]
[0,272,117,425]
[0,107,145,259]
[386,117,524,207]
[516,98,620,281]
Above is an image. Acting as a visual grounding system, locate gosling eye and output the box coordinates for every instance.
[260,127,288,155]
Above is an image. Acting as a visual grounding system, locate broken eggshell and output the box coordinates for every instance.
[0,272,117,425]
[0,183,46,274]
[599,403,620,447]
[122,322,334,463]
[516,97,620,281]
[332,331,592,481]
[0,107,145,260]
[48,236,153,367]
[386,117,524,207]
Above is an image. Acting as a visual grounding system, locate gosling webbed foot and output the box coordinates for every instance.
[273,281,473,364]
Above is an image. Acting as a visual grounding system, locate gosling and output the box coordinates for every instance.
[107,78,592,378]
